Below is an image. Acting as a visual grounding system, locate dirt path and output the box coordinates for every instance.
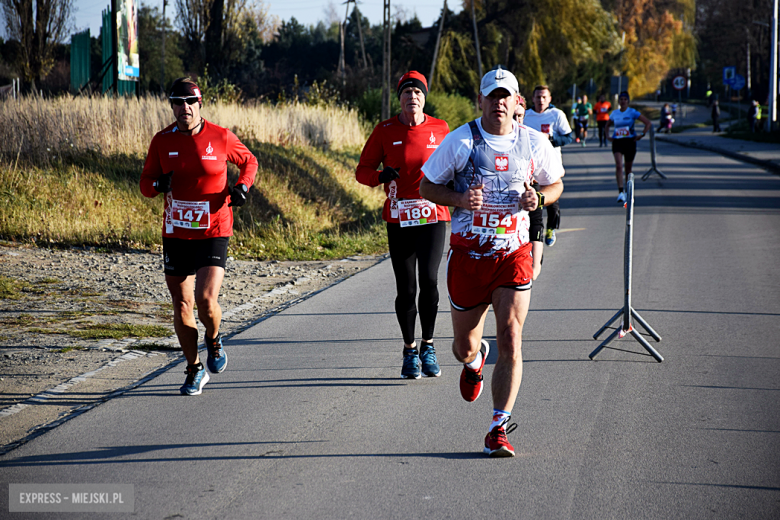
[0,242,384,453]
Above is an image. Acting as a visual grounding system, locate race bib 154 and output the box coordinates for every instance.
[471,202,519,237]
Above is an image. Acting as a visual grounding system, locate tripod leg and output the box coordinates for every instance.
[631,308,662,341]
[593,309,622,340]
[630,329,664,362]
[590,328,620,360]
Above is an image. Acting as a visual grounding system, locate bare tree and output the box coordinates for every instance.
[0,0,73,90]
[174,0,248,76]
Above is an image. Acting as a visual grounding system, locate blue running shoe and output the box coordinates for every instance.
[206,334,227,374]
[401,348,421,379]
[544,229,556,247]
[180,363,209,395]
[419,343,441,377]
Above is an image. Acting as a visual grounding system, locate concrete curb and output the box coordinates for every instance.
[656,135,780,175]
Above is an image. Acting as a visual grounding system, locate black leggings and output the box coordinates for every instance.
[598,120,608,145]
[545,200,560,230]
[387,221,447,345]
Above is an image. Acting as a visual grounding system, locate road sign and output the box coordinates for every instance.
[732,74,746,90]
[723,66,736,85]
[672,75,686,91]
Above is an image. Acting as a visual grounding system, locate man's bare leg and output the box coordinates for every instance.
[490,287,531,412]
[451,303,490,364]
[166,274,199,365]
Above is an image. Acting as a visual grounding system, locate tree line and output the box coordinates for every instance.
[1,0,772,108]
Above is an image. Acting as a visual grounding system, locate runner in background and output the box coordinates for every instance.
[514,97,544,280]
[523,85,573,247]
[575,94,593,146]
[594,94,611,147]
[356,71,451,380]
[572,95,582,143]
[420,67,564,457]
[140,77,258,396]
[605,91,651,204]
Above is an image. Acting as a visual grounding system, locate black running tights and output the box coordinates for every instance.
[386,221,447,345]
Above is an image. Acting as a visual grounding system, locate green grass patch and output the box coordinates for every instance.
[27,327,68,334]
[39,277,61,284]
[0,275,28,299]
[69,323,172,340]
[1,140,386,261]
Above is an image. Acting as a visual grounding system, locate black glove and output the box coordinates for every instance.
[154,171,173,193]
[228,183,248,207]
[378,166,400,184]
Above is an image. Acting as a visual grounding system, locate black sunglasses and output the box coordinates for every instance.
[170,96,199,106]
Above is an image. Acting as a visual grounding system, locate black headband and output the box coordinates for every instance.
[397,78,428,98]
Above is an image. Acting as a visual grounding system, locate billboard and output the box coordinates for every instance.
[117,0,139,81]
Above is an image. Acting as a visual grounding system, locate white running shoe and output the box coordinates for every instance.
[616,192,627,204]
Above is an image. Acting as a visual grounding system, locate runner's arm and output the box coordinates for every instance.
[355,127,387,187]
[635,114,652,140]
[551,132,574,148]
[140,135,163,198]
[419,177,482,211]
[226,131,259,189]
[537,179,563,206]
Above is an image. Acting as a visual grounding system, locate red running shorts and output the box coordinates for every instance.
[446,244,533,311]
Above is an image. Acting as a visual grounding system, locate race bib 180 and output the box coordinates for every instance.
[171,199,210,229]
[398,199,438,227]
[471,202,519,237]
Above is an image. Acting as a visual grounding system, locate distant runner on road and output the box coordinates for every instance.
[605,91,651,204]
[356,71,451,380]
[140,77,258,396]
[421,67,564,457]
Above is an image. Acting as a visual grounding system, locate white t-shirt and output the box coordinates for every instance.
[422,118,563,188]
[523,106,572,159]
[422,118,564,256]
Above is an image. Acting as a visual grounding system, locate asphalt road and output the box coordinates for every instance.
[2,138,779,519]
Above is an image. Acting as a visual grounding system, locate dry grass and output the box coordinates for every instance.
[0,94,385,259]
[0,95,367,165]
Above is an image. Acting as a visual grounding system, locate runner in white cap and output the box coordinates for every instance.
[522,85,573,248]
[420,66,564,456]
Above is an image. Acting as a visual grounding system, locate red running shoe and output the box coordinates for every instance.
[459,340,489,402]
[484,421,518,457]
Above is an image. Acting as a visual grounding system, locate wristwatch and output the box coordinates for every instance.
[536,191,545,208]
[236,183,248,193]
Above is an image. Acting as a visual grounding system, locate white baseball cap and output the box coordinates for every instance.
[480,67,519,96]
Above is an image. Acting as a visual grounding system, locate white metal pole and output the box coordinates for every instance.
[768,0,778,131]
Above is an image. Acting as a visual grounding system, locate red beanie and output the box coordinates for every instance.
[397,71,428,98]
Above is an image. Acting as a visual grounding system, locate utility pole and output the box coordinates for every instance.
[346,1,368,70]
[382,0,391,120]
[746,27,752,99]
[470,0,482,79]
[339,21,346,91]
[429,0,447,90]
[161,0,168,93]
[768,0,778,131]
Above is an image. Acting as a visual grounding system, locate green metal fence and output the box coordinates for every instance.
[70,30,91,92]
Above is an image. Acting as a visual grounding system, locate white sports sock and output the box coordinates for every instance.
[490,409,511,431]
[465,351,483,370]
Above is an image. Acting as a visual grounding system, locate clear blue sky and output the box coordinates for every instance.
[71,0,454,39]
